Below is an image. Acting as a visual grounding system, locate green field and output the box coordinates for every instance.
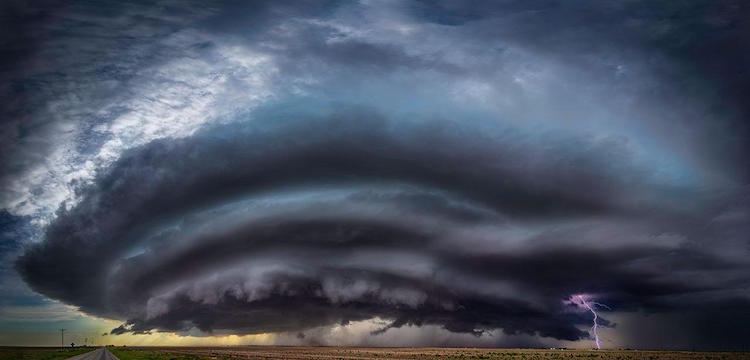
[109,348,204,360]
[0,347,93,360]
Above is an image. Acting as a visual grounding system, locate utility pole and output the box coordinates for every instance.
[59,329,66,350]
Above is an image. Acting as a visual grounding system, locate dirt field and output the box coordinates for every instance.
[109,346,750,360]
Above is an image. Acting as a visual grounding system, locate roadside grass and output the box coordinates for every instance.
[0,347,92,360]
[108,348,207,360]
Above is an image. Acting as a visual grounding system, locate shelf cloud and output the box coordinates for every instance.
[3,0,750,350]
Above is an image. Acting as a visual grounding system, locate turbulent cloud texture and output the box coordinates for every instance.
[3,0,750,350]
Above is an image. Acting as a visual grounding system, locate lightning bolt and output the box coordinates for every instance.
[576,295,609,349]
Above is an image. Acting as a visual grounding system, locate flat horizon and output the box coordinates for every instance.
[2,0,749,354]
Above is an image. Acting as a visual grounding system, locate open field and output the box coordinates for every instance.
[0,347,94,360]
[107,347,750,360]
[1,347,748,360]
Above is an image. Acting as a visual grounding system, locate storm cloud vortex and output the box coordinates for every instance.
[3,0,750,349]
[15,105,748,342]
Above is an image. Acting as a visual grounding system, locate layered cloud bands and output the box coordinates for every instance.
[4,0,750,350]
[17,108,749,343]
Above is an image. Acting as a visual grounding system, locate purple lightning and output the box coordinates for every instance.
[574,294,610,350]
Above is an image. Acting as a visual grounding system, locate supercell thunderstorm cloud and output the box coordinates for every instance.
[2,0,750,350]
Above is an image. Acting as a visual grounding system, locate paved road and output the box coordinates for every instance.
[66,347,119,360]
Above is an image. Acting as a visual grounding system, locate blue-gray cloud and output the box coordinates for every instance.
[3,0,750,350]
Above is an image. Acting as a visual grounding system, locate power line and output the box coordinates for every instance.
[59,329,66,350]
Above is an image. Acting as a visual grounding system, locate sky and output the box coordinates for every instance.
[1,0,749,350]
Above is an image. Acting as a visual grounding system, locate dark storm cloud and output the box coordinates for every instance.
[406,0,750,178]
[3,0,750,351]
[15,106,750,346]
[0,0,215,216]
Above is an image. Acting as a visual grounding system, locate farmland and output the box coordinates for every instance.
[0,347,94,360]
[106,346,750,360]
[2,346,749,360]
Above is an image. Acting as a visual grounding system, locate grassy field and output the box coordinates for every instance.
[107,346,750,360]
[109,348,203,360]
[0,347,93,360]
